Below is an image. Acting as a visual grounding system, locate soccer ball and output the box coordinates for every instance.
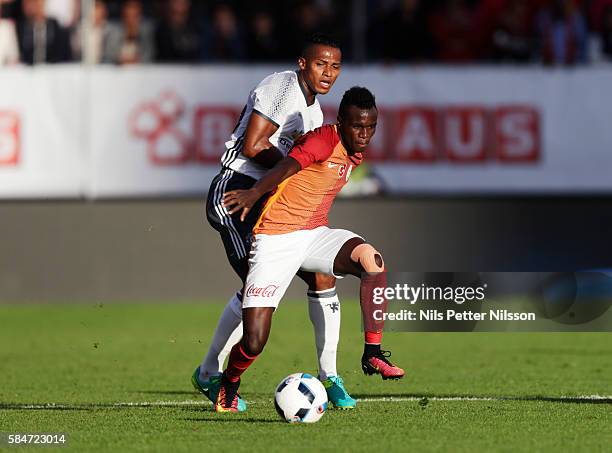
[274,373,328,423]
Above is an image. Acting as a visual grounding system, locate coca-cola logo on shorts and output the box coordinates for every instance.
[246,284,280,298]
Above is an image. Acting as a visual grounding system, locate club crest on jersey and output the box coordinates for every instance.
[246,284,279,298]
[329,163,353,181]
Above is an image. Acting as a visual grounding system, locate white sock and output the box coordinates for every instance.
[200,291,243,379]
[308,288,340,381]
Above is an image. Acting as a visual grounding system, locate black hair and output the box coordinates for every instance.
[338,87,376,119]
[301,33,341,56]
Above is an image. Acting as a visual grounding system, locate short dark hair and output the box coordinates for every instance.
[301,33,341,56]
[338,87,377,119]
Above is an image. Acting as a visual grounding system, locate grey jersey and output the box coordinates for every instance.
[220,70,324,180]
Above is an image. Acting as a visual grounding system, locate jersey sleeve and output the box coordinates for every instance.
[288,130,333,169]
[252,73,298,127]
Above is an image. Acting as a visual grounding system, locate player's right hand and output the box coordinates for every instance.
[222,189,261,222]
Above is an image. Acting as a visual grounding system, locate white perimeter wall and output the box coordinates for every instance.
[1,65,611,198]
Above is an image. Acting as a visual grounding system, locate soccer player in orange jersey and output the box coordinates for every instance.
[216,87,405,413]
[195,35,356,411]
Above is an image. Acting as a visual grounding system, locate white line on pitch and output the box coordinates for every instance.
[3,395,610,410]
[358,395,612,402]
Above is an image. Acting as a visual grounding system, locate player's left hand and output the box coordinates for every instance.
[223,189,260,222]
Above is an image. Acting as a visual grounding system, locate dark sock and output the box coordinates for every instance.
[364,343,381,358]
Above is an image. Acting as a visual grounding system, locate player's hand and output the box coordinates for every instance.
[222,189,261,222]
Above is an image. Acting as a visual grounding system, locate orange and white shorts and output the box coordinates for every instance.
[242,226,361,309]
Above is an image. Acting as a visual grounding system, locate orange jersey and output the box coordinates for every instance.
[254,124,363,235]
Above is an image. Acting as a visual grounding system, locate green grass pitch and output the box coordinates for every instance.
[1,302,610,452]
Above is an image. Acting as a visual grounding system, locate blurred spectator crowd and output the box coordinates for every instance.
[1,0,612,66]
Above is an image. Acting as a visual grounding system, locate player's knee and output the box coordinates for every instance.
[242,330,268,356]
[350,243,384,273]
[242,335,266,356]
[312,273,336,291]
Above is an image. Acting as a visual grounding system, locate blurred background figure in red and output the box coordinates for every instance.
[489,0,535,62]
[589,0,612,61]
[429,0,480,63]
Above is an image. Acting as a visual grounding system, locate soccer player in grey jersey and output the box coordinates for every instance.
[193,35,356,410]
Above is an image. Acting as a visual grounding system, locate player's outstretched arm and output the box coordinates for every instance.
[242,111,285,168]
[223,157,301,221]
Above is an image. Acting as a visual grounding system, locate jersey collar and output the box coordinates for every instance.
[296,70,316,106]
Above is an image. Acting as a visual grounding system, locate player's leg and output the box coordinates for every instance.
[296,270,355,409]
[215,306,273,413]
[195,290,243,380]
[301,228,404,380]
[200,170,270,378]
[297,271,340,380]
[216,231,307,412]
[333,237,405,380]
[194,170,257,411]
[198,170,250,379]
[196,232,247,381]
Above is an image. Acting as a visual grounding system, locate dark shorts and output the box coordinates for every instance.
[206,168,269,283]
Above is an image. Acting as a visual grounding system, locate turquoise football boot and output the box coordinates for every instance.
[192,367,247,412]
[322,375,356,409]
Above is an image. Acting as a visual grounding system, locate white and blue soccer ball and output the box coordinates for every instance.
[274,373,328,423]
